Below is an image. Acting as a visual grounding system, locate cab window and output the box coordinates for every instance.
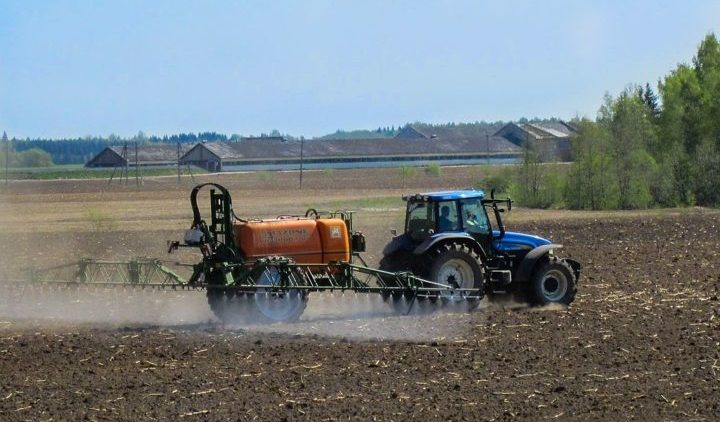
[406,201,434,241]
[437,201,459,232]
[461,198,490,235]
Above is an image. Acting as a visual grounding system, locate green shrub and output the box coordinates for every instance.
[399,166,417,178]
[398,166,417,189]
[86,208,117,231]
[512,165,567,209]
[258,171,274,181]
[478,168,514,194]
[424,163,441,176]
[564,158,619,210]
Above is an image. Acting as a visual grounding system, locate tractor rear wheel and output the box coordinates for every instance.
[529,257,577,306]
[426,242,485,311]
[378,251,414,311]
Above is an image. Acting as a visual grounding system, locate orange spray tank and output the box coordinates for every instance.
[234,217,351,264]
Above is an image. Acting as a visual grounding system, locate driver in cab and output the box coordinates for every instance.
[439,205,455,231]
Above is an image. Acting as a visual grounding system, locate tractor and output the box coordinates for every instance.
[379,189,580,308]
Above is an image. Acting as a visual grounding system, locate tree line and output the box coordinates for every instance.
[0,131,232,166]
[0,132,54,168]
[512,33,720,209]
[317,126,399,139]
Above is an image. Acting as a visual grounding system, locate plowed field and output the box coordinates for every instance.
[0,172,719,420]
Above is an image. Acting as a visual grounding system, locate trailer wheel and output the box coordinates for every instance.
[206,270,228,320]
[427,242,484,310]
[206,270,259,324]
[253,267,308,323]
[529,257,577,306]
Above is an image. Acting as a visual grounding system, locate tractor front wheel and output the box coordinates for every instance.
[529,257,577,306]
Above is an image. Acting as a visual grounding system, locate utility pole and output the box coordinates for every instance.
[177,141,181,184]
[123,142,129,184]
[485,133,490,165]
[135,142,139,187]
[3,131,8,185]
[299,137,305,189]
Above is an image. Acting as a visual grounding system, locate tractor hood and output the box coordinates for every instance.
[492,230,552,252]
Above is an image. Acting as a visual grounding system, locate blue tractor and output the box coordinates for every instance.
[380,189,581,308]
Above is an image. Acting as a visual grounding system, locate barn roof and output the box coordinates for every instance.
[302,135,520,157]
[521,122,576,138]
[196,139,300,160]
[532,121,576,136]
[184,134,521,162]
[491,121,577,143]
[240,136,289,142]
[107,144,194,164]
[396,123,506,140]
[86,144,196,167]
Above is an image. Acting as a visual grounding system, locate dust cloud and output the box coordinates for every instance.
[232,292,489,343]
[0,284,487,342]
[0,284,213,326]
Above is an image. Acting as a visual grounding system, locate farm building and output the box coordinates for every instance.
[180,131,523,172]
[85,144,194,168]
[493,121,576,161]
[180,137,299,171]
[85,121,577,171]
[399,121,576,161]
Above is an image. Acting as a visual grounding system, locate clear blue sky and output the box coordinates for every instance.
[1,0,718,139]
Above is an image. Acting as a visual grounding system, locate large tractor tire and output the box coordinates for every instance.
[425,242,485,311]
[529,257,577,306]
[378,251,413,273]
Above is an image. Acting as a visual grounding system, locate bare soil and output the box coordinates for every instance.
[0,170,719,420]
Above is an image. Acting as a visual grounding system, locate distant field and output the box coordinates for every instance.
[0,162,523,181]
[0,164,206,180]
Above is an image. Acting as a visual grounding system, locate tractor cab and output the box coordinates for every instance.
[402,190,508,251]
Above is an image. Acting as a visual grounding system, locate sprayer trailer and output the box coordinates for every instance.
[163,183,580,323]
